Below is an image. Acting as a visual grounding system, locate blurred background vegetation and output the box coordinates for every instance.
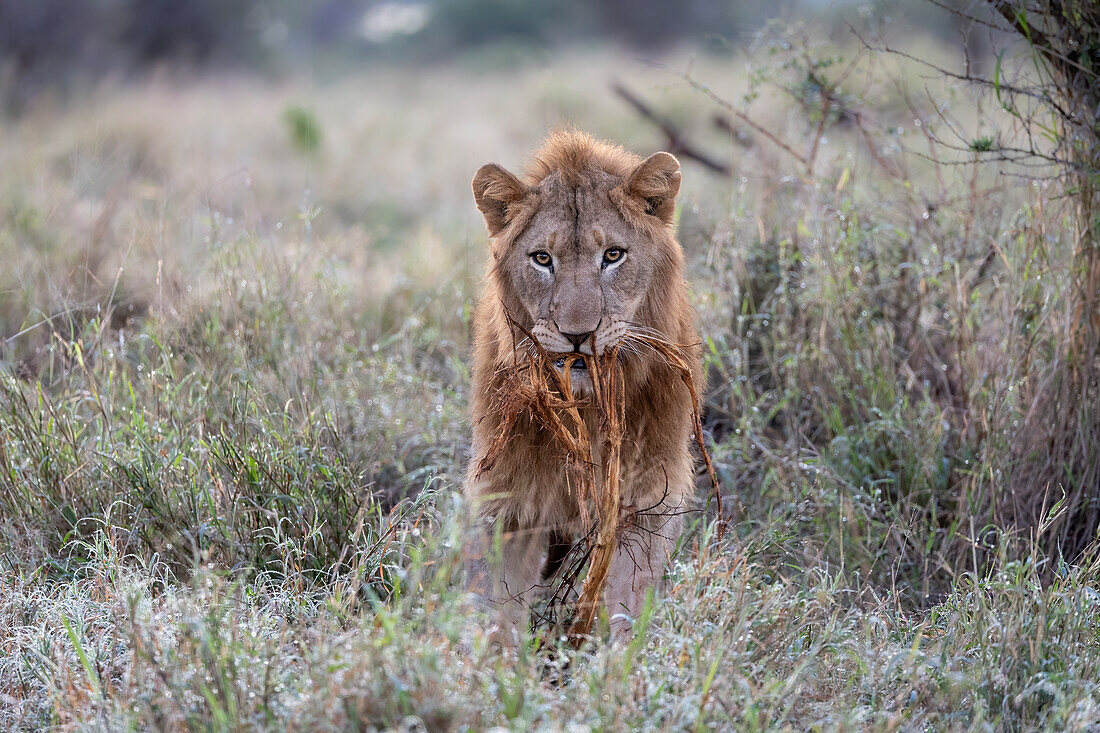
[0,0,973,111]
[2,0,1100,729]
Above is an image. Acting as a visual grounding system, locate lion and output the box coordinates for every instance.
[465,129,703,636]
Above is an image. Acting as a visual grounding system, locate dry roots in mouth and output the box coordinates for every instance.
[478,317,722,641]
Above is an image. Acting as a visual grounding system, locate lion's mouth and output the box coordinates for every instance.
[554,356,587,371]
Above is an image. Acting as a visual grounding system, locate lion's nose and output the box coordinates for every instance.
[560,330,594,350]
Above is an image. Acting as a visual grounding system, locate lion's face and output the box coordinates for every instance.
[473,150,681,391]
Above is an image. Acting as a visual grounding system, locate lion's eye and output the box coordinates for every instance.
[531,251,553,267]
[602,247,625,265]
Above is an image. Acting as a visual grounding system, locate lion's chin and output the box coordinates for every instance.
[567,371,594,397]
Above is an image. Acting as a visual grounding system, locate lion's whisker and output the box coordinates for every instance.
[624,330,690,363]
[620,334,668,358]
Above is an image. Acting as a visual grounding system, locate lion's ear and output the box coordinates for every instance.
[473,163,528,238]
[626,152,681,223]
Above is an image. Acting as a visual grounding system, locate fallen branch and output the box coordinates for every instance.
[669,70,809,170]
[612,82,732,176]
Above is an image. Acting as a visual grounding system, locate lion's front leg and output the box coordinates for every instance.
[468,519,547,636]
[604,498,684,638]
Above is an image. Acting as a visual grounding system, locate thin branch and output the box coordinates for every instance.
[853,29,1070,119]
[645,61,810,169]
[984,0,1088,78]
[711,115,754,150]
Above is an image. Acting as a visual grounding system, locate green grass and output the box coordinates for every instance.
[2,41,1099,730]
